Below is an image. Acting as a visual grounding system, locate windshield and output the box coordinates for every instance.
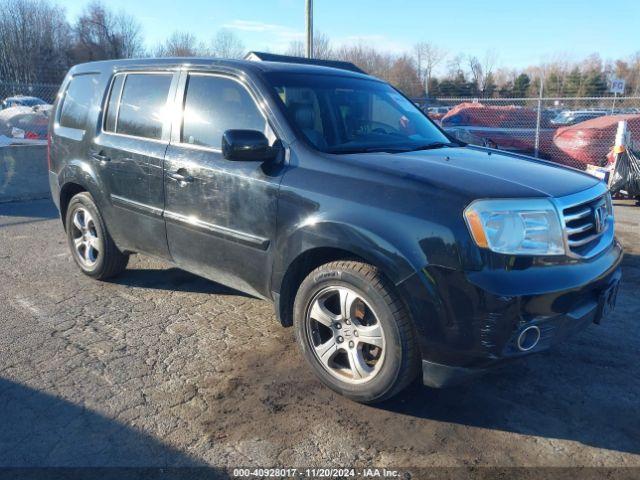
[265,73,452,153]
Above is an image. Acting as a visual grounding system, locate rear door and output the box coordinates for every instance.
[163,71,285,297]
[94,71,177,258]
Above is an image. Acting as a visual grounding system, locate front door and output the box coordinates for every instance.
[94,71,176,259]
[163,72,285,297]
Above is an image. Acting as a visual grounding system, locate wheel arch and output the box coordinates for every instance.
[56,159,107,230]
[272,222,418,328]
[59,182,87,229]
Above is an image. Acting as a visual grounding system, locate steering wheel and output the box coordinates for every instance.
[362,120,401,135]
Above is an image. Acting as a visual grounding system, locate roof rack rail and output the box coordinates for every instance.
[244,51,365,74]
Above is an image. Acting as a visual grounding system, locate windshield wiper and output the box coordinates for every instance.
[406,142,458,151]
[327,146,412,154]
[327,142,460,155]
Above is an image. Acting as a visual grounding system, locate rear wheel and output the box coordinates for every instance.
[293,260,419,403]
[65,192,128,279]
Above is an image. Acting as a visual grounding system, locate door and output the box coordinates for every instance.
[94,71,176,258]
[163,72,285,298]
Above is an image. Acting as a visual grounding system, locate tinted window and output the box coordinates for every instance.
[182,75,268,149]
[104,74,125,132]
[59,74,99,130]
[116,74,172,140]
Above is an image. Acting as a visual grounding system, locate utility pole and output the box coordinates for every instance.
[306,0,313,58]
[534,75,544,158]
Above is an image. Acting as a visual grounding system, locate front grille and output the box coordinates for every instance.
[562,195,609,256]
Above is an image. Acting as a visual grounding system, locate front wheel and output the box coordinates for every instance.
[293,260,419,403]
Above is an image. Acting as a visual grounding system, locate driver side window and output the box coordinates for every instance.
[181,74,273,149]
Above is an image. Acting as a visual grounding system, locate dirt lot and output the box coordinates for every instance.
[0,198,638,472]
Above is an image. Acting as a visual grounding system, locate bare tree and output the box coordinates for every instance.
[334,43,392,79]
[312,31,332,59]
[467,50,497,95]
[285,40,305,57]
[71,1,144,63]
[286,31,331,59]
[413,42,446,96]
[156,31,204,57]
[387,54,423,98]
[447,54,466,79]
[0,0,72,83]
[210,29,245,59]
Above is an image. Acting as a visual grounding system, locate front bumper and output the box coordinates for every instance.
[399,240,623,388]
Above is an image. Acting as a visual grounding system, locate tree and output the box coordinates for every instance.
[0,0,73,83]
[387,54,422,97]
[413,42,446,97]
[285,31,332,59]
[334,43,392,80]
[312,31,332,59]
[71,1,144,63]
[209,29,245,59]
[512,73,531,97]
[285,40,305,57]
[156,31,204,57]
[468,50,497,96]
[564,67,582,96]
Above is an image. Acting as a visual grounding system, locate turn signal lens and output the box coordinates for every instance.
[464,209,489,248]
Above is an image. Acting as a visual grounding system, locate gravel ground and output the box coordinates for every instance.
[0,198,638,471]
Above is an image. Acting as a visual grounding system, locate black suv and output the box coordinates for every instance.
[48,58,622,402]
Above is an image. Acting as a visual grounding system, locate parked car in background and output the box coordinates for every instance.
[550,110,608,126]
[553,114,640,168]
[441,102,555,155]
[49,57,622,403]
[0,105,50,142]
[1,95,49,110]
[426,106,450,122]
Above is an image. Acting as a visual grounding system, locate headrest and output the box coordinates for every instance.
[291,103,315,130]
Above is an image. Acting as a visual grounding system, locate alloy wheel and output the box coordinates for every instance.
[71,207,100,267]
[306,286,386,384]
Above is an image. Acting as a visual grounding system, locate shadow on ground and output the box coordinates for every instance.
[0,378,213,469]
[110,268,253,297]
[0,198,58,225]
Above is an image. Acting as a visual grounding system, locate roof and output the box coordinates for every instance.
[244,51,365,74]
[71,56,371,80]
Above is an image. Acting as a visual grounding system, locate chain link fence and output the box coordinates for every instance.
[0,82,59,146]
[418,96,640,171]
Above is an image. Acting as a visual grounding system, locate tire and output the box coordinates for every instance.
[293,260,419,403]
[65,192,129,280]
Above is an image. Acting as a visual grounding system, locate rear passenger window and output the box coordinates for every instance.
[59,74,99,130]
[182,74,269,149]
[104,73,172,140]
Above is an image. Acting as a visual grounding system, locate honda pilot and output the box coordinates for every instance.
[48,57,623,402]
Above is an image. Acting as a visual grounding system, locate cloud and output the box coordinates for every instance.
[222,20,411,56]
[337,35,410,54]
[222,20,303,41]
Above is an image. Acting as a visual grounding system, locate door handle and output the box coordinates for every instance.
[168,171,194,186]
[90,150,110,163]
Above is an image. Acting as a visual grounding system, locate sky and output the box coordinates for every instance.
[62,0,640,72]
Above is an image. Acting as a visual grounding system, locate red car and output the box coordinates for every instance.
[552,114,640,168]
[441,102,556,157]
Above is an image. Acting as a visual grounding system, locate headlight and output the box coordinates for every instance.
[464,199,565,255]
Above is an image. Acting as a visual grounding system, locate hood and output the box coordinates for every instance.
[340,146,599,200]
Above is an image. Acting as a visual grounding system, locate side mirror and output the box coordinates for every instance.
[222,130,277,162]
